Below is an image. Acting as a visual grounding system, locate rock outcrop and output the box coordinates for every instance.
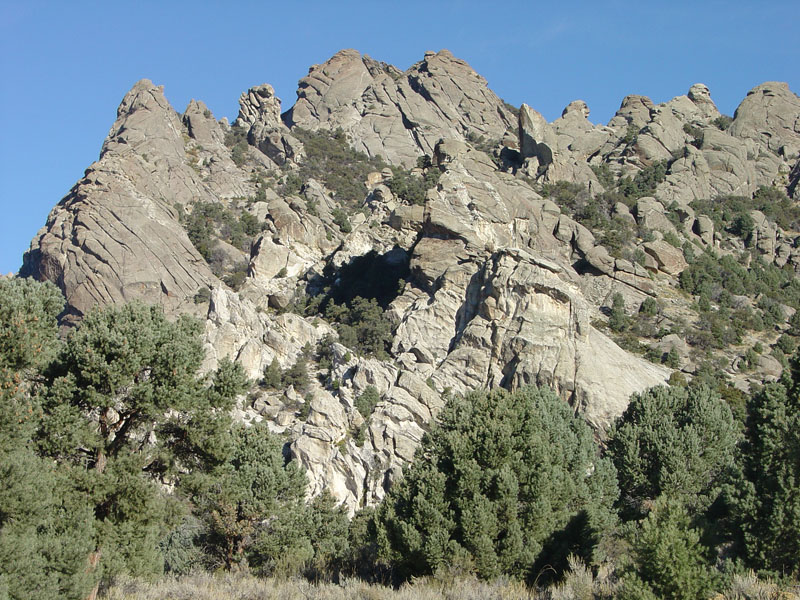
[236,83,302,165]
[19,51,800,513]
[283,49,517,166]
[20,81,248,323]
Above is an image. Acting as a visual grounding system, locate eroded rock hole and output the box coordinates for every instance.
[320,247,410,309]
[306,247,411,360]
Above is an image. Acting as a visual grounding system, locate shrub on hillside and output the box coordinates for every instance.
[294,128,387,204]
[325,297,392,360]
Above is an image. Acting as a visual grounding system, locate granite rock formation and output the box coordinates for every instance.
[20,50,800,512]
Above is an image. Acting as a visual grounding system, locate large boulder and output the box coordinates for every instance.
[729,82,800,157]
[643,240,688,275]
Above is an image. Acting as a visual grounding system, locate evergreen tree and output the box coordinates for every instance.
[0,279,97,600]
[0,458,96,600]
[607,385,739,520]
[354,385,380,419]
[189,421,307,571]
[262,358,282,389]
[283,355,310,391]
[626,496,716,600]
[788,310,800,336]
[375,386,618,582]
[639,297,658,317]
[732,377,800,577]
[665,346,680,369]
[609,292,628,332]
[251,490,350,578]
[0,278,63,376]
[29,301,247,597]
[325,296,392,359]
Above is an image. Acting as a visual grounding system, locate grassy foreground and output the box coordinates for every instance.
[99,568,800,600]
[99,572,535,600]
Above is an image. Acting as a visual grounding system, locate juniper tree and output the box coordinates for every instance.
[375,386,618,582]
[606,385,739,521]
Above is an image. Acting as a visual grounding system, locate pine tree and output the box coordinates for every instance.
[190,421,307,571]
[354,385,380,418]
[0,279,97,600]
[262,358,282,389]
[31,301,247,597]
[606,385,739,520]
[375,386,618,582]
[609,292,628,332]
[639,297,658,317]
[627,497,715,600]
[665,346,680,368]
[733,379,800,576]
[283,355,310,391]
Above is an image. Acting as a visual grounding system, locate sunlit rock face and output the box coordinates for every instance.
[22,50,800,513]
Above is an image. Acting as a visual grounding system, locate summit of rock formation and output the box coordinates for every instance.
[283,49,517,166]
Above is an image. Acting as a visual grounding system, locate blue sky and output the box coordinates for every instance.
[1,0,798,275]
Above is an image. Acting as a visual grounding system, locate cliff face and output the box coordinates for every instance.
[21,50,800,512]
[20,81,250,324]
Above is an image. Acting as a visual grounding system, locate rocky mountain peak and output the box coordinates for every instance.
[283,49,375,130]
[183,99,223,147]
[415,47,482,81]
[114,78,166,117]
[609,94,655,129]
[102,78,185,161]
[282,48,515,166]
[730,81,800,157]
[19,51,800,513]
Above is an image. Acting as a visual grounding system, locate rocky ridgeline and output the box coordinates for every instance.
[20,49,800,513]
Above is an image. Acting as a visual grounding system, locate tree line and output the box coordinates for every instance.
[0,278,798,599]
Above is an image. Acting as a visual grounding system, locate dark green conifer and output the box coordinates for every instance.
[607,385,739,520]
[375,386,618,582]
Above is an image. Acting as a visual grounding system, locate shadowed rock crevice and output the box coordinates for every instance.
[449,262,488,353]
[318,246,411,309]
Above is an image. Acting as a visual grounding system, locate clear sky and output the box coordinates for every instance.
[1,0,798,275]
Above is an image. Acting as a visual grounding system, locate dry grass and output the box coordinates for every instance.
[549,556,616,600]
[725,571,800,600]
[100,572,538,600]
[99,567,800,600]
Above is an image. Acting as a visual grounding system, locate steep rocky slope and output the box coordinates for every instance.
[21,50,800,512]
